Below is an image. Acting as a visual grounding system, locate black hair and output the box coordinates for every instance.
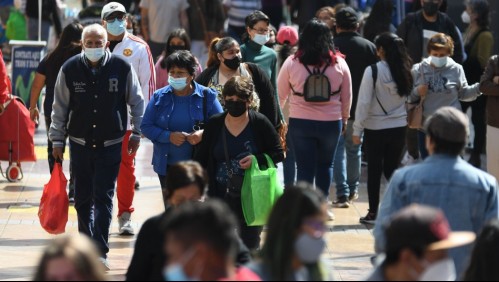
[45,22,83,83]
[468,0,490,29]
[374,33,413,97]
[363,0,394,43]
[160,29,192,69]
[242,10,270,43]
[245,10,270,28]
[165,50,198,76]
[278,43,295,69]
[162,200,239,260]
[414,0,447,12]
[296,18,336,66]
[384,245,425,266]
[260,182,327,281]
[222,76,254,101]
[207,37,239,68]
[463,219,499,281]
[164,161,208,200]
[427,132,466,156]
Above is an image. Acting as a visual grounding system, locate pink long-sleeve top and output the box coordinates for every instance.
[277,55,352,122]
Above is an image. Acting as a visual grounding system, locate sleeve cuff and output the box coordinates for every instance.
[52,141,64,147]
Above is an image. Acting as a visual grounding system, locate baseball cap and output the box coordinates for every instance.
[335,7,359,29]
[424,106,469,143]
[276,26,299,46]
[385,205,475,253]
[101,2,127,20]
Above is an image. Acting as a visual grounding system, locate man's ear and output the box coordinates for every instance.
[105,41,111,49]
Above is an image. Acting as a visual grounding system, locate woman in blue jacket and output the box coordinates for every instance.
[142,50,223,208]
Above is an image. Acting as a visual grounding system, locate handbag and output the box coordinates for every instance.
[407,67,427,129]
[38,162,69,234]
[241,154,283,226]
[406,98,425,129]
[222,128,244,198]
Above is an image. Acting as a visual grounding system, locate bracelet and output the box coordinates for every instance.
[29,107,38,111]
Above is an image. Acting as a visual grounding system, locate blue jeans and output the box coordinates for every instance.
[333,122,362,198]
[290,118,342,197]
[283,131,296,187]
[70,141,122,258]
[418,131,429,160]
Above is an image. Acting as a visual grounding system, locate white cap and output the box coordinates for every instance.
[101,2,126,20]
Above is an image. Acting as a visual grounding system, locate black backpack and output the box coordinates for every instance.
[291,64,341,102]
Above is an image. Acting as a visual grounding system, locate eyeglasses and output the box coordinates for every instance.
[168,71,190,77]
[105,14,126,23]
[430,36,449,45]
[252,28,270,35]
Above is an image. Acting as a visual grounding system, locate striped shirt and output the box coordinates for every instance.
[223,0,261,27]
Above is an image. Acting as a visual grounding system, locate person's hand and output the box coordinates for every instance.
[239,155,253,170]
[342,120,348,135]
[187,130,203,146]
[493,76,499,85]
[52,147,64,161]
[29,107,39,124]
[418,84,429,98]
[170,132,187,146]
[352,135,362,145]
[128,135,140,155]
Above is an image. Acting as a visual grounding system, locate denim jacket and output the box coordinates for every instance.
[141,82,223,175]
[373,154,499,276]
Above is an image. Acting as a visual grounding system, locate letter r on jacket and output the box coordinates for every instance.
[109,78,119,92]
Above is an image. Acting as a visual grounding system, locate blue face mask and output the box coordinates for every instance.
[294,233,326,264]
[430,56,448,68]
[84,47,105,62]
[252,33,270,45]
[106,19,126,36]
[168,76,189,90]
[163,264,195,281]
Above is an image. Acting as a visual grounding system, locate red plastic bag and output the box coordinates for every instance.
[38,163,69,234]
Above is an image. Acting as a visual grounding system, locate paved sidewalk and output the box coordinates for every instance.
[0,122,377,281]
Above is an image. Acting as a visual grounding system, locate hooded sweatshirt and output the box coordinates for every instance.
[409,57,481,119]
[353,61,407,137]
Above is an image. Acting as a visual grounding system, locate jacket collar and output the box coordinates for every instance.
[154,81,204,106]
[336,31,361,38]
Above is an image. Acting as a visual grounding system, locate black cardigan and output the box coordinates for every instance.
[194,110,285,198]
[195,63,280,129]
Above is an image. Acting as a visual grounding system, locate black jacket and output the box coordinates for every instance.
[126,207,252,281]
[25,0,62,36]
[397,11,464,64]
[194,110,285,198]
[333,32,378,120]
[196,63,279,128]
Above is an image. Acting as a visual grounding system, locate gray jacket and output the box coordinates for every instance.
[409,57,481,119]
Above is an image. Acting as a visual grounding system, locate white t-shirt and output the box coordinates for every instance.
[140,0,189,43]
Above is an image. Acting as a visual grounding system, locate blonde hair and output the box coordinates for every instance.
[33,235,107,281]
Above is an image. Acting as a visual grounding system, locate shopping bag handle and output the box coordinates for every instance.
[250,154,276,171]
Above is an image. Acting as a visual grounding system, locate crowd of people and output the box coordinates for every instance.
[0,0,498,280]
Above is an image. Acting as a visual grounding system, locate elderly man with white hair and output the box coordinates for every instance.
[49,24,144,270]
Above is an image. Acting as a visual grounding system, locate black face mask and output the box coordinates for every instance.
[168,45,186,53]
[423,2,439,17]
[223,56,241,70]
[225,100,247,117]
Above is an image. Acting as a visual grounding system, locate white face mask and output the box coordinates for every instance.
[430,56,448,68]
[419,258,456,281]
[461,11,471,24]
[84,47,105,62]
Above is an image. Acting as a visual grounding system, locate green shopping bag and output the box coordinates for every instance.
[241,154,283,226]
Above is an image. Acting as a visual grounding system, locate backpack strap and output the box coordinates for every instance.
[291,63,315,97]
[371,64,388,115]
